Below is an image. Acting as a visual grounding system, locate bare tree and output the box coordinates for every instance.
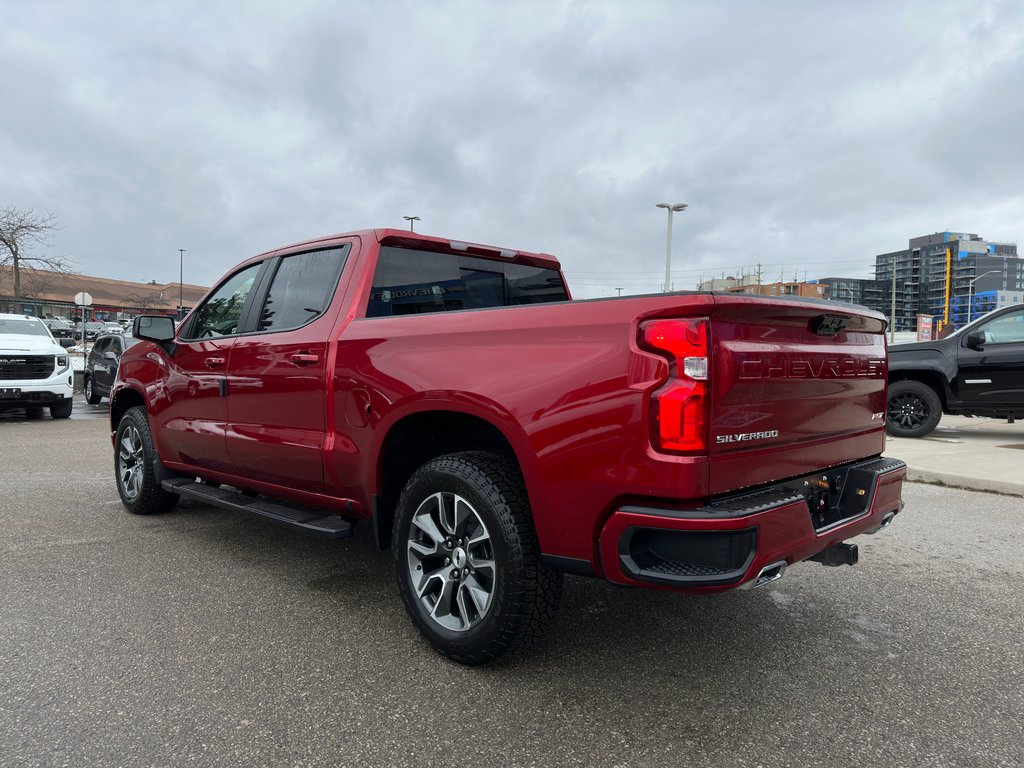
[0,204,73,303]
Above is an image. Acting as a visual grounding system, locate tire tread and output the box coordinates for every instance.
[393,451,562,665]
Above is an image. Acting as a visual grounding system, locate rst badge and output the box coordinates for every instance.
[716,430,780,444]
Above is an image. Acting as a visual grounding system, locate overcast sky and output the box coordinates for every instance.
[2,0,1023,297]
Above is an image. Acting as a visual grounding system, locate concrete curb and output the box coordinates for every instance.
[906,469,1024,498]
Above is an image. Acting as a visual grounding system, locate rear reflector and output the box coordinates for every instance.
[640,318,709,453]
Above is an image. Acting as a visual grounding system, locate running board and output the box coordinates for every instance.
[161,478,354,539]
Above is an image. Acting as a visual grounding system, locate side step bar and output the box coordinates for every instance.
[161,478,353,539]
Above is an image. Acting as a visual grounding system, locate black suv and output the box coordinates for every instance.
[43,318,74,339]
[887,303,1024,437]
[75,322,105,342]
[85,333,140,404]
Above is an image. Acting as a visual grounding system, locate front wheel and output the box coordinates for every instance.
[393,452,562,665]
[85,375,101,404]
[114,406,178,514]
[49,400,73,419]
[886,380,942,438]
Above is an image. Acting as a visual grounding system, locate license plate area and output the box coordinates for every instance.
[1,388,22,400]
[782,464,878,532]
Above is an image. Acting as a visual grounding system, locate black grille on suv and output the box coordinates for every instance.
[0,355,54,380]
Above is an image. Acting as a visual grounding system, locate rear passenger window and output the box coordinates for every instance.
[256,246,349,333]
[366,247,568,318]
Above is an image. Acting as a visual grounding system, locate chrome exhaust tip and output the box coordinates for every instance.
[865,510,896,535]
[739,560,787,590]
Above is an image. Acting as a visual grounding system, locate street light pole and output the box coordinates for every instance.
[967,270,1000,324]
[178,249,185,319]
[403,216,421,231]
[655,202,687,292]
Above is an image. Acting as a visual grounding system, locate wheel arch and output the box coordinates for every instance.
[373,407,536,550]
[109,386,146,436]
[888,369,950,411]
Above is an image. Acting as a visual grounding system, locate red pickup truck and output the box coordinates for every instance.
[111,229,906,664]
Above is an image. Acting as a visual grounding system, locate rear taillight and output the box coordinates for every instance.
[640,318,709,453]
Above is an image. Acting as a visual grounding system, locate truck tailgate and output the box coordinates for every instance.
[707,294,888,495]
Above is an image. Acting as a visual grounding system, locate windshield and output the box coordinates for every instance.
[0,317,51,337]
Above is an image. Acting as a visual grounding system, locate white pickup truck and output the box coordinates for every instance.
[0,313,75,418]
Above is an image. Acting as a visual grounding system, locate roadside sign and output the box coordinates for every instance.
[917,315,933,341]
[74,292,93,306]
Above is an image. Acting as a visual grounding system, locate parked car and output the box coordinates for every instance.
[74,321,106,342]
[111,228,906,664]
[43,317,74,339]
[85,333,140,404]
[0,313,74,418]
[887,303,1024,437]
[101,322,124,335]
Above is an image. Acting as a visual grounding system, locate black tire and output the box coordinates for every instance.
[393,451,562,665]
[886,380,942,438]
[114,405,179,514]
[49,400,73,419]
[85,375,101,405]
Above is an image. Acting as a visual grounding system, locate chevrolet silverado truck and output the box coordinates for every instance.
[110,229,907,664]
[887,302,1024,437]
[0,313,75,418]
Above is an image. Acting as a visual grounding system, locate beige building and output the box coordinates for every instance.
[0,265,209,321]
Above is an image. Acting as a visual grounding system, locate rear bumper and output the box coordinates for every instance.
[598,456,906,592]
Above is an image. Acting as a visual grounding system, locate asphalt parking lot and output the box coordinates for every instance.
[2,401,1022,767]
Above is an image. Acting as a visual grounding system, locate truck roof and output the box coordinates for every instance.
[262,228,562,271]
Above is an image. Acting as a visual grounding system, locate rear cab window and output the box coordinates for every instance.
[366,247,568,318]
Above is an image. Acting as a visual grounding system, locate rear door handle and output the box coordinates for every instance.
[290,353,319,366]
[204,356,225,368]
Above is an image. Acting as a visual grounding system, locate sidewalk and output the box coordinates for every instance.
[885,415,1024,497]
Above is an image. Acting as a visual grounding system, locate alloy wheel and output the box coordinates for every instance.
[888,392,928,430]
[117,425,145,500]
[406,492,495,632]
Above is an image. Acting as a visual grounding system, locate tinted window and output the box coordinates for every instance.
[186,263,262,339]
[366,247,568,318]
[256,247,348,332]
[92,337,111,355]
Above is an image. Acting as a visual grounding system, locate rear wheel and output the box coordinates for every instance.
[886,380,942,437]
[85,375,101,404]
[115,406,178,514]
[393,452,562,665]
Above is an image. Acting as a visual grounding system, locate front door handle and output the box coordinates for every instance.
[290,353,319,366]
[204,356,225,368]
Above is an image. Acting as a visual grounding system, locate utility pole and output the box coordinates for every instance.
[403,215,420,231]
[616,288,623,297]
[756,263,763,286]
[178,249,185,319]
[655,202,687,292]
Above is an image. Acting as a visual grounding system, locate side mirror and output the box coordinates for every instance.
[59,337,76,348]
[133,315,176,343]
[965,331,986,349]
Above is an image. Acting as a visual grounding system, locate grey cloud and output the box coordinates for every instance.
[1,0,1022,295]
